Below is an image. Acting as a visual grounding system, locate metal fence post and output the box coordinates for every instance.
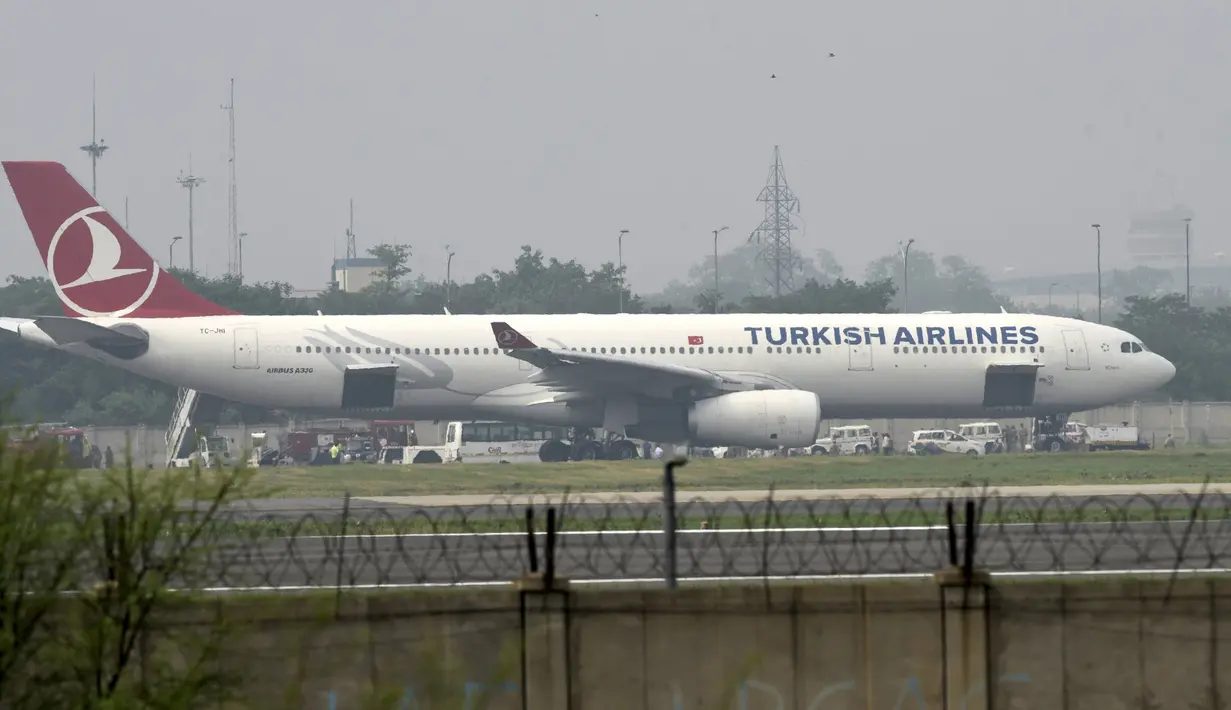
[663,456,686,589]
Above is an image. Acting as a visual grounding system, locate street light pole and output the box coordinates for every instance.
[617,229,629,313]
[169,236,182,269]
[1091,224,1102,323]
[445,245,456,307]
[1048,282,1058,310]
[238,232,248,282]
[899,239,915,312]
[712,225,729,313]
[1183,217,1192,305]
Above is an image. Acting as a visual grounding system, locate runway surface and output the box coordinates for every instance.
[202,519,1231,589]
[223,482,1231,521]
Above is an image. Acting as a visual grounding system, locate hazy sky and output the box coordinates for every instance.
[1,0,1228,294]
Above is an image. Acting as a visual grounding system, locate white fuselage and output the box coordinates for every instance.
[11,312,1174,425]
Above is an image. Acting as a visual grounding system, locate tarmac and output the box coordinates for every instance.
[223,482,1231,520]
[203,519,1231,589]
[194,483,1231,589]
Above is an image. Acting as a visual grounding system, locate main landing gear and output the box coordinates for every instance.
[538,428,642,462]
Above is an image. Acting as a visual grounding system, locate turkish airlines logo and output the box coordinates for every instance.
[46,206,160,318]
[497,329,518,346]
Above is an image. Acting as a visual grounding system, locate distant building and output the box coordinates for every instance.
[1127,204,1195,266]
[329,258,384,293]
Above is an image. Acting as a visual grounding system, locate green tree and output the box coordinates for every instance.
[739,277,897,314]
[865,250,1010,313]
[0,423,259,707]
[367,244,413,285]
[1114,295,1231,401]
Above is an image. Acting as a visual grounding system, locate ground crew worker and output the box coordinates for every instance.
[330,441,341,464]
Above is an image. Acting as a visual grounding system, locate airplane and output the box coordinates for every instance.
[0,161,1175,453]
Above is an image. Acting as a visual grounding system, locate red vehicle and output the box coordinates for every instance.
[280,428,361,464]
[7,425,91,467]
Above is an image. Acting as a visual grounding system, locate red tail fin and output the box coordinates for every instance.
[2,161,236,318]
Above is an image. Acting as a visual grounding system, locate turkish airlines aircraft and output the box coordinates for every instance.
[0,161,1175,450]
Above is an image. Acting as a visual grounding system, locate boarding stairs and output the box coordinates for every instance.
[165,387,201,468]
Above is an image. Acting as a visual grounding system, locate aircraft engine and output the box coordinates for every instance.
[687,390,822,449]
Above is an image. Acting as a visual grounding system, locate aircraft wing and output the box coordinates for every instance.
[489,321,779,401]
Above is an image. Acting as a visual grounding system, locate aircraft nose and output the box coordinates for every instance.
[1156,354,1176,385]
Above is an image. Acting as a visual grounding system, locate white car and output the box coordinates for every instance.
[811,425,874,456]
[907,429,984,456]
[957,422,1005,454]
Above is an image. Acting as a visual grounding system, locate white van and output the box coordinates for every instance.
[958,422,1005,454]
[811,425,874,455]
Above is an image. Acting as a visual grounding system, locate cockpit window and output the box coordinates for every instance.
[1121,342,1131,353]
[1121,341,1146,354]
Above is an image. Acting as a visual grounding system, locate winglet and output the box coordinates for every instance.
[491,322,537,349]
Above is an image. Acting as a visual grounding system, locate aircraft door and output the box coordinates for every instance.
[847,343,873,371]
[233,327,260,369]
[1061,329,1090,370]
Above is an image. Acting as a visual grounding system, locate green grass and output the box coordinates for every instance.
[186,448,1231,499]
[215,503,1229,539]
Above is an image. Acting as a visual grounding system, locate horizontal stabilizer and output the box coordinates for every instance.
[0,317,27,335]
[32,316,147,346]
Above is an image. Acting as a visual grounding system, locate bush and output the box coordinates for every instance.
[0,421,262,709]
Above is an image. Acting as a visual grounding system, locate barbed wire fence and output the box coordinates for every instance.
[193,468,1231,592]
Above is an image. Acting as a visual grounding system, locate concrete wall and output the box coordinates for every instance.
[77,400,1231,468]
[146,576,1228,709]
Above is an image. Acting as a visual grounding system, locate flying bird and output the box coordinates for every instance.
[829,53,836,58]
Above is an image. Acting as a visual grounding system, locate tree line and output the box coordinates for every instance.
[0,243,1219,426]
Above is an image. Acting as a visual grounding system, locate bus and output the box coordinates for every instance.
[456,421,571,460]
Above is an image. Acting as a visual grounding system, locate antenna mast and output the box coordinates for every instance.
[177,157,206,273]
[345,199,357,259]
[221,78,240,279]
[79,75,109,196]
[748,145,801,298]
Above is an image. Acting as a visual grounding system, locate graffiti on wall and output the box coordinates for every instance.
[322,680,519,709]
